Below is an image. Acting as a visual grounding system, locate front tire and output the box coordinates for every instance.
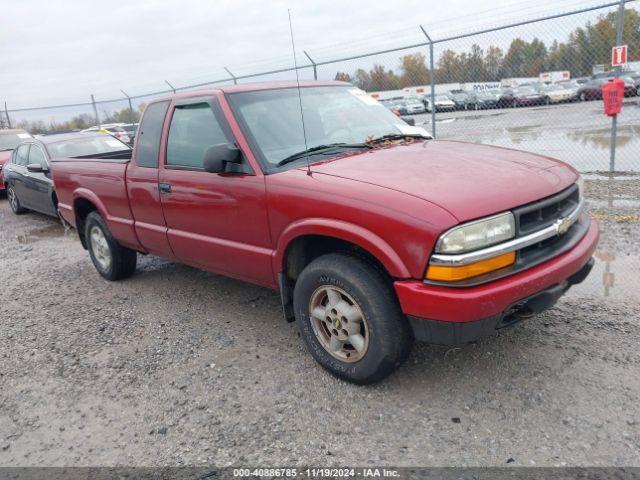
[293,253,413,384]
[85,211,137,281]
[7,185,26,215]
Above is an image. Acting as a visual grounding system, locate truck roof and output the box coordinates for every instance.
[154,80,352,103]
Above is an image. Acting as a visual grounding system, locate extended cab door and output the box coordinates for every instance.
[158,95,274,287]
[125,100,176,259]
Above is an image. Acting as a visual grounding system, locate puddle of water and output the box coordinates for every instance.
[570,249,640,302]
[16,223,67,244]
[434,102,640,172]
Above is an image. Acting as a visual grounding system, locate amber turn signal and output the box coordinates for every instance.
[426,251,516,282]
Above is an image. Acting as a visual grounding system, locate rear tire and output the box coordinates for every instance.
[7,185,26,215]
[85,211,137,281]
[293,253,413,384]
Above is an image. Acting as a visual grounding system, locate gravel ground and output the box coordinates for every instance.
[0,177,638,468]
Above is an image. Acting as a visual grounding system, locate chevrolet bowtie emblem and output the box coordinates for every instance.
[556,215,573,235]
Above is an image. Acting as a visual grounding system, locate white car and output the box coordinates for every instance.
[82,123,131,144]
[403,96,427,114]
[425,95,456,112]
[540,84,578,103]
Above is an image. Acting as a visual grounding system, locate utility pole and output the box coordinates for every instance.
[420,25,437,138]
[4,102,11,129]
[610,0,625,172]
[121,89,134,124]
[224,67,238,85]
[90,94,100,127]
[304,51,317,80]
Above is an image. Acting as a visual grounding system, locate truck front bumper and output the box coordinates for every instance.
[394,218,599,345]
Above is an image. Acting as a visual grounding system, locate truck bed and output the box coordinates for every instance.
[52,156,140,250]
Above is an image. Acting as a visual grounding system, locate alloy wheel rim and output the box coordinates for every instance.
[89,226,112,271]
[308,285,369,363]
[8,188,17,210]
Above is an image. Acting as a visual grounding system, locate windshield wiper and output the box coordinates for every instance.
[366,133,431,144]
[276,143,370,167]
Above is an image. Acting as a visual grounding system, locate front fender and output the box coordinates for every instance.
[273,217,411,279]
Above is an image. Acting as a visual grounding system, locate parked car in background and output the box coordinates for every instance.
[425,94,456,112]
[511,86,549,107]
[620,76,638,97]
[539,83,578,103]
[3,132,131,217]
[121,123,139,144]
[403,96,427,114]
[577,78,608,101]
[82,123,131,144]
[390,100,409,116]
[449,91,478,110]
[497,88,516,108]
[0,129,33,194]
[52,81,597,384]
[379,100,415,125]
[476,89,502,109]
[626,72,640,96]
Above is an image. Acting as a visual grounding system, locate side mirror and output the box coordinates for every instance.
[27,163,48,173]
[203,144,241,173]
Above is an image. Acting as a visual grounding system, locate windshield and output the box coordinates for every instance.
[46,134,131,158]
[0,132,31,151]
[516,87,536,95]
[228,86,419,169]
[435,95,450,101]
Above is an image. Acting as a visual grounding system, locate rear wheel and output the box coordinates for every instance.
[85,211,137,281]
[7,185,26,215]
[293,253,413,384]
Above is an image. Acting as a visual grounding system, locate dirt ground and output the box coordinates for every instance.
[0,177,638,467]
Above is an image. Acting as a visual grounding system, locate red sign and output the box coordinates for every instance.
[602,78,625,117]
[612,45,628,67]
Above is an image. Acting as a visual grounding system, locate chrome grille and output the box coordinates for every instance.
[514,184,580,236]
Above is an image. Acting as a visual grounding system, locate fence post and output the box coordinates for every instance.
[90,94,100,127]
[164,80,177,94]
[420,25,436,139]
[224,67,238,85]
[120,89,134,125]
[4,101,11,129]
[304,51,317,80]
[610,0,625,172]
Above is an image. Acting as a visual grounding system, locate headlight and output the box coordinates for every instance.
[576,175,584,200]
[435,212,515,254]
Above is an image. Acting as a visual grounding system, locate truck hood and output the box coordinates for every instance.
[308,140,578,222]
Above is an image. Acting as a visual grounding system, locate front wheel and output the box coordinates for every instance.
[85,211,137,281]
[7,185,26,215]
[293,253,413,384]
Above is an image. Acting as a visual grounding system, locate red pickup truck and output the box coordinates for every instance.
[52,81,598,384]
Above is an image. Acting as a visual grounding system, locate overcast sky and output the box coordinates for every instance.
[0,0,626,114]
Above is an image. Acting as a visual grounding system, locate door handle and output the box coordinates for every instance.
[159,183,172,194]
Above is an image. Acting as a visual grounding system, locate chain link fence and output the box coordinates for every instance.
[2,0,639,300]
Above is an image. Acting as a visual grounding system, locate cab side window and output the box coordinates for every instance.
[14,144,30,166]
[136,101,170,168]
[28,145,47,167]
[166,103,230,169]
